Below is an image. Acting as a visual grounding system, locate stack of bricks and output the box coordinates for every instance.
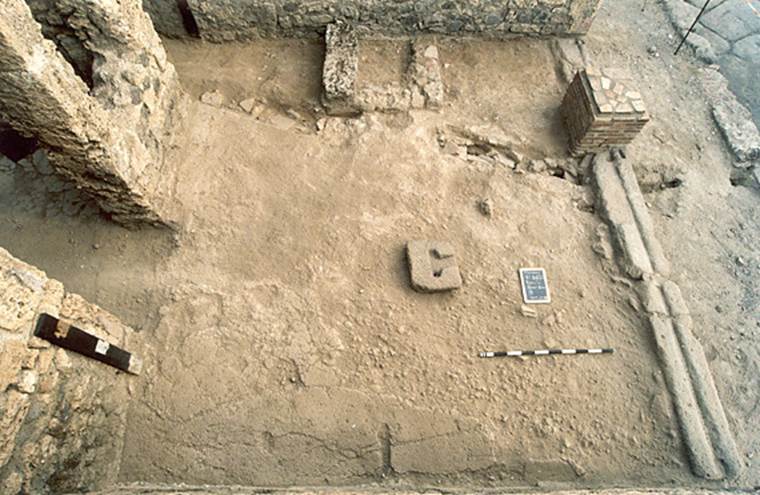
[561,68,649,156]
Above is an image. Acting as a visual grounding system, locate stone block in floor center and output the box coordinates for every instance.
[406,240,462,293]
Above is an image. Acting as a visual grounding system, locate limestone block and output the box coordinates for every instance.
[592,157,653,280]
[322,22,359,116]
[406,240,463,292]
[187,0,603,40]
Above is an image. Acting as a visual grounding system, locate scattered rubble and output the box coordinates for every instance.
[200,89,225,107]
[520,305,538,318]
[441,124,525,165]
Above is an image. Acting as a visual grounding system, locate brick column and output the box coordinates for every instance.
[0,0,184,227]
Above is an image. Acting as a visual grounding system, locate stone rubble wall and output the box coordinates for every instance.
[0,0,184,227]
[171,0,603,41]
[0,247,141,495]
[142,0,188,38]
[321,23,445,116]
[24,0,96,86]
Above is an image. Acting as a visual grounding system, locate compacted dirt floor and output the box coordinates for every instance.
[0,0,757,491]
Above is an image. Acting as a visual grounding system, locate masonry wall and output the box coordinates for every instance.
[143,0,602,40]
[0,248,140,495]
[0,0,184,227]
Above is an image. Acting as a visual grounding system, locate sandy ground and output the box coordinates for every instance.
[0,0,757,491]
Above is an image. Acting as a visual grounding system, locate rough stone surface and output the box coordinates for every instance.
[699,67,760,165]
[711,94,760,164]
[186,0,603,41]
[0,155,15,172]
[142,0,188,38]
[406,240,463,292]
[352,39,445,114]
[355,83,411,113]
[410,41,444,109]
[24,0,96,86]
[0,0,184,227]
[0,247,140,494]
[322,22,360,116]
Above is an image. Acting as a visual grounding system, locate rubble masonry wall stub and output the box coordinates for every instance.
[183,0,603,41]
[0,0,184,227]
[0,247,139,495]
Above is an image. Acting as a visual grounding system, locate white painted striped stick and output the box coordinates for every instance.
[479,348,614,358]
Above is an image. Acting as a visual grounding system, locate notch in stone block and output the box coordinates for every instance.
[406,240,462,293]
[561,68,649,157]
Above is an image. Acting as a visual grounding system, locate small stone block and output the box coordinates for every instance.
[406,240,462,293]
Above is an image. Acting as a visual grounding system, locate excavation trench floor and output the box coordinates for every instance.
[120,101,681,487]
[137,31,697,486]
[0,0,758,491]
